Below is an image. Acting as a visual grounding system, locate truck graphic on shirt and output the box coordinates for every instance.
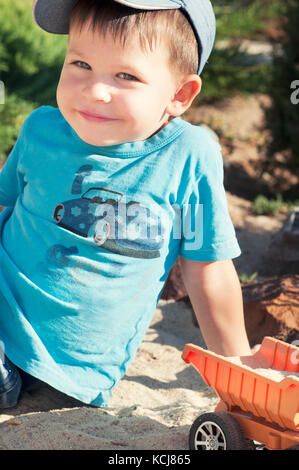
[52,187,163,259]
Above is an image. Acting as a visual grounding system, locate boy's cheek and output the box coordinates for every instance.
[57,76,75,107]
[58,76,71,95]
[56,83,65,111]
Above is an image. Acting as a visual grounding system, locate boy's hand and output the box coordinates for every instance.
[180,257,252,357]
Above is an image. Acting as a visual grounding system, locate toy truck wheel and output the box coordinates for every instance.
[189,412,254,450]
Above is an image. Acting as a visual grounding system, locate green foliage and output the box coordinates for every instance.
[198,0,279,102]
[0,92,35,161]
[198,49,272,103]
[0,0,66,104]
[252,195,284,215]
[238,271,258,283]
[252,194,299,216]
[214,0,282,40]
[0,0,66,160]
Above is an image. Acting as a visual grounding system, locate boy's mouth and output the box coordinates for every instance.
[78,110,117,123]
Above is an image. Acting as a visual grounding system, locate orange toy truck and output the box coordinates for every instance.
[182,337,299,450]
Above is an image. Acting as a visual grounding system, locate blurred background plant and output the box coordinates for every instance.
[200,0,282,101]
[252,194,299,216]
[0,0,67,159]
[238,271,258,283]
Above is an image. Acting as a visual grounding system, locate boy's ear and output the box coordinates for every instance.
[166,75,202,116]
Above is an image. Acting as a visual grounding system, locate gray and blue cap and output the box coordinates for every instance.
[32,0,216,75]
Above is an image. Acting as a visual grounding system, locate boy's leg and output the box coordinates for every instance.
[0,354,22,409]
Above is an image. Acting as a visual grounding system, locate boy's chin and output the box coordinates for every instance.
[77,130,129,147]
[80,135,119,146]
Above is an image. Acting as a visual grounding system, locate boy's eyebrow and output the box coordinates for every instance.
[67,47,85,57]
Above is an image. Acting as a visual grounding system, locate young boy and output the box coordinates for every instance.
[0,0,252,409]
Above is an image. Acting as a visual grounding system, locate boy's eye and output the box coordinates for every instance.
[70,63,138,80]
[73,61,91,70]
[118,72,138,81]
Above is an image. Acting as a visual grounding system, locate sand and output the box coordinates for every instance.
[252,369,299,381]
[229,357,299,382]
[1,298,298,450]
[1,299,297,450]
[0,299,219,450]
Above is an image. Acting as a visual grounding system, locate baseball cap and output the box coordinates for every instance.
[32,0,216,75]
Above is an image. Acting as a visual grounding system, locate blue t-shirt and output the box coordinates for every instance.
[0,106,240,407]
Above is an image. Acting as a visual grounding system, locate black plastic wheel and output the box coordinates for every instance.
[189,411,255,450]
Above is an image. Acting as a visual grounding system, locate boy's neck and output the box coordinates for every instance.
[148,119,170,139]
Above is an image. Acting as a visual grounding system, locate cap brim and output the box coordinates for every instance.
[114,0,180,9]
[32,0,78,34]
[32,0,180,34]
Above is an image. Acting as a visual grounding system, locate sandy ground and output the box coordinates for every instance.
[0,299,220,450]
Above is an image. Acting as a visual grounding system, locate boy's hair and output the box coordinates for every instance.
[69,0,199,80]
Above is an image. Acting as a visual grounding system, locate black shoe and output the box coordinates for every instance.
[0,356,22,408]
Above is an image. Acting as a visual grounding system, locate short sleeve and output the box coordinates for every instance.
[0,121,27,207]
[179,142,241,262]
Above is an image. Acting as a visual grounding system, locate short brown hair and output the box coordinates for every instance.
[69,0,199,79]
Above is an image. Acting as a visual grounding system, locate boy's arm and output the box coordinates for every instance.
[180,257,252,356]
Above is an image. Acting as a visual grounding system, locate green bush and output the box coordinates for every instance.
[196,0,279,102]
[0,92,35,161]
[198,49,272,103]
[0,0,66,160]
[252,194,299,215]
[252,195,285,215]
[214,0,282,40]
[0,0,66,104]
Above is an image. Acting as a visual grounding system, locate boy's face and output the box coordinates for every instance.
[56,21,180,146]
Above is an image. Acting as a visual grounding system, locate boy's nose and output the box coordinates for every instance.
[82,81,112,103]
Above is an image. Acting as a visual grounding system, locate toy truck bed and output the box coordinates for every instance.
[182,337,299,450]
